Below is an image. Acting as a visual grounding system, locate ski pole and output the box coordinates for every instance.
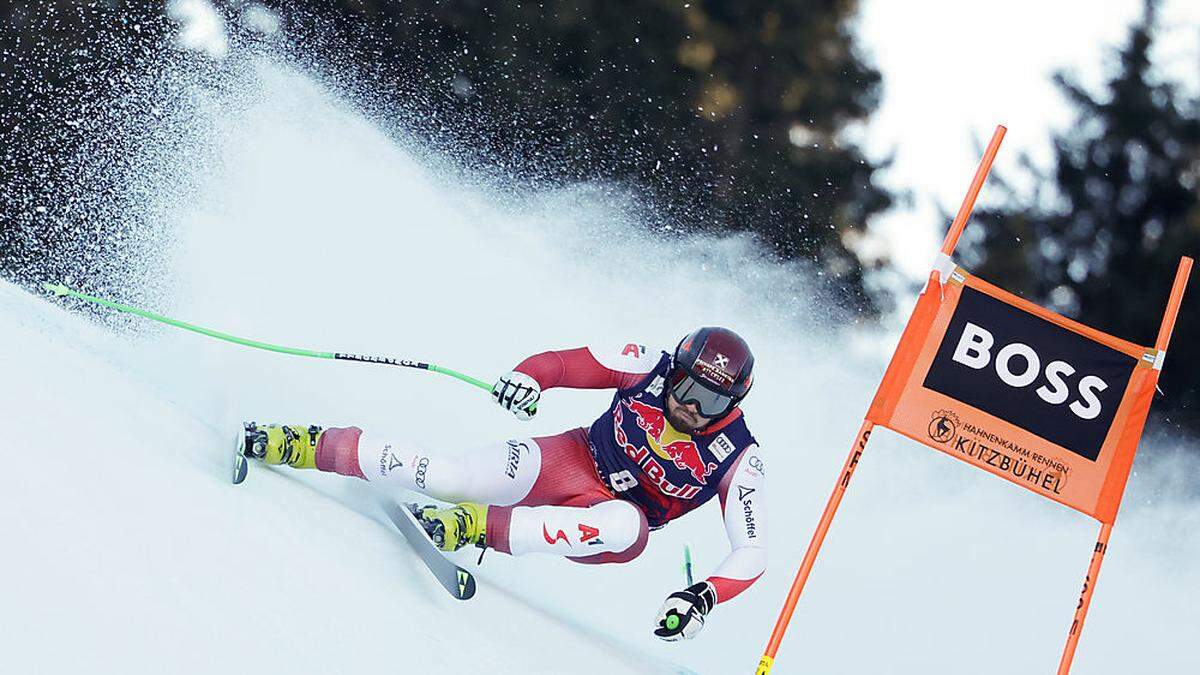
[42,282,517,405]
[683,544,694,586]
[662,544,697,635]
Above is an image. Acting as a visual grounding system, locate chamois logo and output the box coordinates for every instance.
[928,410,960,444]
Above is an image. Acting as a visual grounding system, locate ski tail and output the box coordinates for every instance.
[378,497,477,600]
[231,424,251,484]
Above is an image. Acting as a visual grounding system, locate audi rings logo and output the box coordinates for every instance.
[747,455,765,475]
[928,410,960,444]
[414,456,430,489]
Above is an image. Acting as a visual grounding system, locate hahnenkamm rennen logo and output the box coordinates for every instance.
[928,410,960,444]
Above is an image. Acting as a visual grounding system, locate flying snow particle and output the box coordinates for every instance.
[166,0,229,59]
[240,4,281,35]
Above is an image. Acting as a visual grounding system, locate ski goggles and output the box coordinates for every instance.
[668,368,737,418]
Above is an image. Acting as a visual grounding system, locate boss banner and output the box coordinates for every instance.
[866,265,1159,523]
[757,125,1193,675]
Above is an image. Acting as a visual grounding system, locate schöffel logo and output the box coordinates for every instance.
[737,485,757,539]
[923,287,1137,461]
[379,443,403,476]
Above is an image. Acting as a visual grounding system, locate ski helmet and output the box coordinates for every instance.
[669,327,754,418]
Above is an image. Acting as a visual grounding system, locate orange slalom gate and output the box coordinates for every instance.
[756,124,1192,674]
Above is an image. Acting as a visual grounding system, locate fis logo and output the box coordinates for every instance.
[645,375,665,397]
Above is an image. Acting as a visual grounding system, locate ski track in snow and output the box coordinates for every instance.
[0,281,683,675]
[2,56,1198,674]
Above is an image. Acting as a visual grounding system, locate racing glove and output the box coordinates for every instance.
[491,370,541,421]
[653,581,716,641]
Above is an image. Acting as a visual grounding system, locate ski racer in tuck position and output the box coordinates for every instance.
[240,326,767,641]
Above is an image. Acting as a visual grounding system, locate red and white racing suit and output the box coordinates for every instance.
[314,343,767,604]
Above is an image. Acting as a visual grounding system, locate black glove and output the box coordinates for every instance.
[653,581,716,641]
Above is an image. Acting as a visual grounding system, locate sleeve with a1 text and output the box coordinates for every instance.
[514,343,658,390]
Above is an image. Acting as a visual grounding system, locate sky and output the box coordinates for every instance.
[855,0,1200,280]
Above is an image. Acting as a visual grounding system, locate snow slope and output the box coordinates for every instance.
[2,57,1198,674]
[0,280,677,674]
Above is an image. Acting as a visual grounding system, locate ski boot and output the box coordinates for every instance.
[415,503,488,552]
[232,422,323,484]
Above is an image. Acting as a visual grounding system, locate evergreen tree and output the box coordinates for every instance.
[2,1,892,313]
[238,0,895,312]
[966,0,1200,429]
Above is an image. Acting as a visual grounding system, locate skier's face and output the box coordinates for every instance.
[665,394,711,433]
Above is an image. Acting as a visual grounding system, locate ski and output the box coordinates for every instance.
[231,425,250,485]
[230,425,474,599]
[377,498,477,600]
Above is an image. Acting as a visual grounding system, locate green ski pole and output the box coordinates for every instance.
[683,544,694,586]
[42,282,513,403]
[664,544,696,634]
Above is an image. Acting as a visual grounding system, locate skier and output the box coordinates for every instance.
[240,326,766,641]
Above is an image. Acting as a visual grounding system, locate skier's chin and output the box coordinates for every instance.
[667,407,708,433]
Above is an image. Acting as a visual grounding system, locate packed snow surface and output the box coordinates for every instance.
[2,59,1198,674]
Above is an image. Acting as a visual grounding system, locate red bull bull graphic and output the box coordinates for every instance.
[662,439,716,484]
[612,402,703,499]
[624,399,717,485]
[627,399,666,441]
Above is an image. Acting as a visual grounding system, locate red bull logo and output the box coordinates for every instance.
[624,399,717,485]
[663,439,717,484]
[627,399,666,440]
[622,441,703,499]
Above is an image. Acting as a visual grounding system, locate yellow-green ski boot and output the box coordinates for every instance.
[233,422,322,484]
[415,503,488,552]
